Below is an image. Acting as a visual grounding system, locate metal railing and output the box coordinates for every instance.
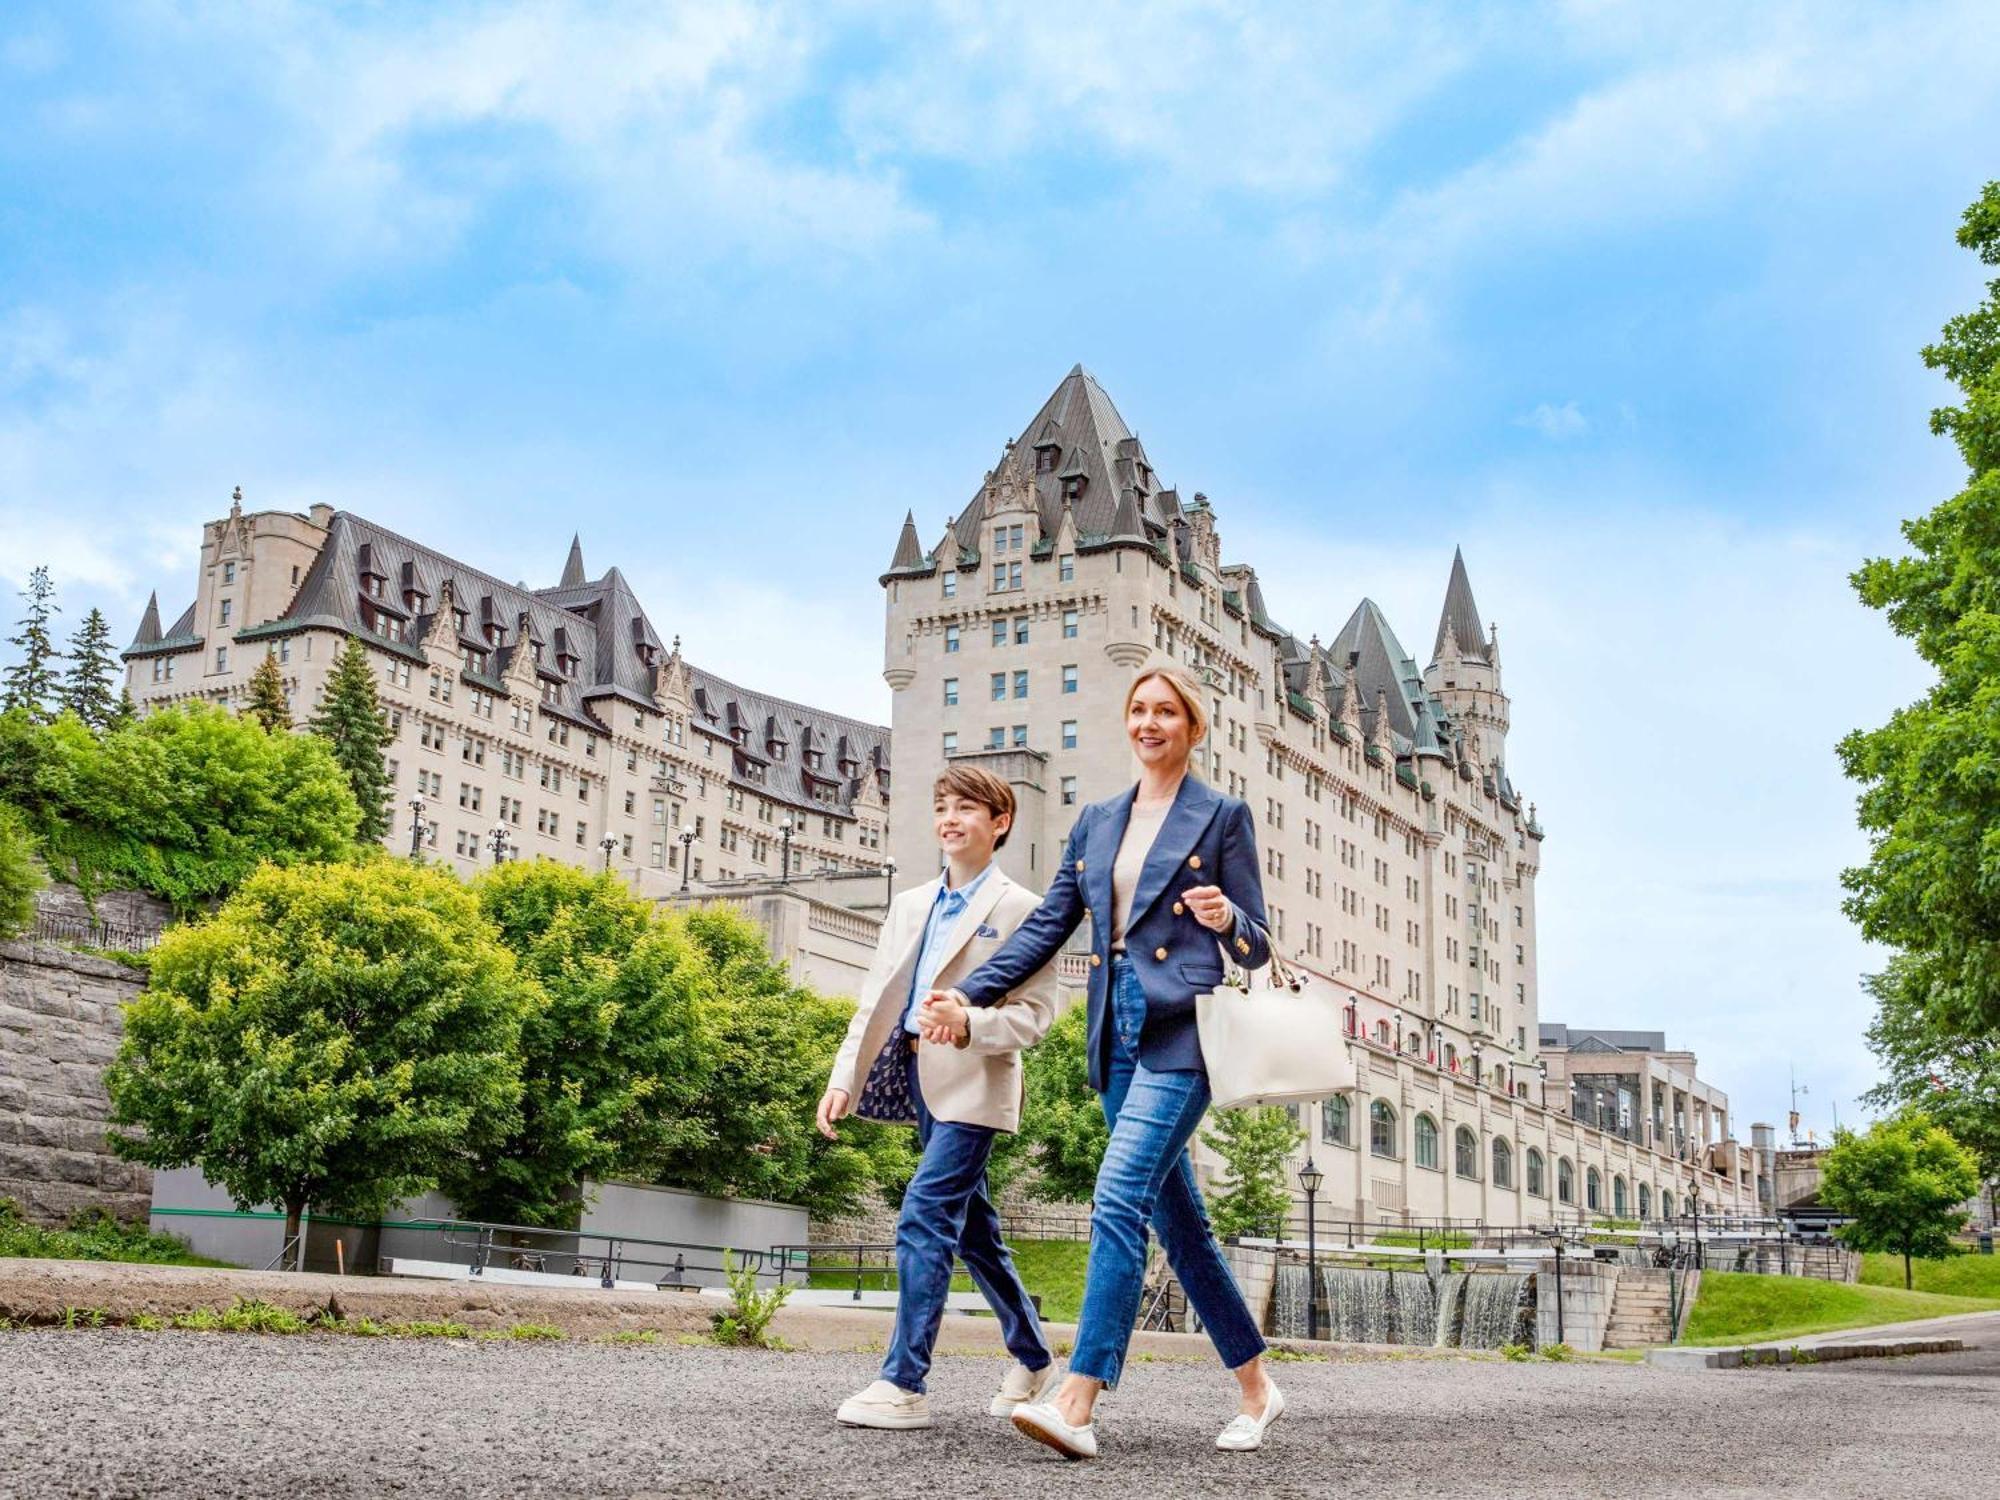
[431,1217,774,1288]
[27,912,161,953]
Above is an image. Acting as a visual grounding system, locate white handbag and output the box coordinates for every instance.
[1196,937,1358,1109]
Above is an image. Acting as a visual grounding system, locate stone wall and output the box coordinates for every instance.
[31,883,176,947]
[0,941,152,1224]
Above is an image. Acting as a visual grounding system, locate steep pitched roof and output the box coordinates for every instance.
[1329,598,1432,747]
[887,511,926,573]
[946,365,1161,554]
[1433,546,1489,663]
[129,593,161,650]
[560,534,587,589]
[121,597,200,659]
[685,664,892,818]
[533,565,666,710]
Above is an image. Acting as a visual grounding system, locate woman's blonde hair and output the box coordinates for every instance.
[1124,662,1210,747]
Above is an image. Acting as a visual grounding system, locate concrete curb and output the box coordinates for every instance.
[1646,1337,1966,1370]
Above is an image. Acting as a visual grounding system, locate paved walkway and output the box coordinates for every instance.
[0,1324,1990,1499]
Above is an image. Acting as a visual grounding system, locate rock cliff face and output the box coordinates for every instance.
[0,940,151,1224]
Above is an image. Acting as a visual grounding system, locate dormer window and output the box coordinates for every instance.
[1061,476,1085,501]
[453,607,468,635]
[532,641,544,665]
[1036,445,1058,473]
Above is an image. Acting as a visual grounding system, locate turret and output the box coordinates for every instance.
[1423,546,1510,767]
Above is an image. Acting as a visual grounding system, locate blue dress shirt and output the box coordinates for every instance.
[901,864,994,1034]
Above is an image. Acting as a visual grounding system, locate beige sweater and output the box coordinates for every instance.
[1110,800,1170,951]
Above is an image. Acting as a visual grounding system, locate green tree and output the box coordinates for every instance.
[1841,183,2000,1042]
[663,905,914,1218]
[447,862,720,1226]
[59,607,119,730]
[1862,958,2000,1227]
[989,1003,1109,1205]
[1821,1113,1979,1289]
[0,802,44,941]
[105,861,530,1268]
[106,689,137,731]
[308,637,394,842]
[1199,1105,1303,1243]
[2,566,62,721]
[25,705,359,909]
[242,652,292,733]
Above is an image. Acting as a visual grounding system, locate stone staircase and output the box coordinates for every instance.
[1602,1267,1698,1349]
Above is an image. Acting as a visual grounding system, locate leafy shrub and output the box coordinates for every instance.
[1540,1342,1574,1362]
[0,801,43,940]
[0,1200,227,1268]
[1501,1342,1533,1361]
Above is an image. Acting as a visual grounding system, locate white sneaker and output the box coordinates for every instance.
[1215,1383,1285,1452]
[836,1379,933,1430]
[989,1359,1061,1417]
[1012,1399,1098,1460]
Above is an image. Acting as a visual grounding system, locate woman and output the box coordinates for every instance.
[919,663,1283,1460]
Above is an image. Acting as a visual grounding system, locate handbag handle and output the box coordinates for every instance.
[1218,914,1302,993]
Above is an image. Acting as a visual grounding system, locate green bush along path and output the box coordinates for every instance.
[805,1238,1089,1324]
[1682,1268,2000,1346]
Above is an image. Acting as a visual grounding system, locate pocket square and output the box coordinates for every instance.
[975,923,1000,938]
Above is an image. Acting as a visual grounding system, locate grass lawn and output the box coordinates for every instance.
[1681,1269,2000,1346]
[1858,1249,2000,1299]
[803,1238,1091,1323]
[0,1201,232,1269]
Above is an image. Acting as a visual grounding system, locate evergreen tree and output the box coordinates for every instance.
[2,567,62,722]
[1199,1106,1305,1242]
[307,636,393,842]
[243,652,292,732]
[60,606,118,729]
[107,689,138,731]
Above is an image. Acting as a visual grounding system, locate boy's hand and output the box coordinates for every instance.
[815,1086,851,1139]
[1183,884,1234,933]
[919,991,970,1046]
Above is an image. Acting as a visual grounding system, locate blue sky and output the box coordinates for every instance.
[4,1,1998,1140]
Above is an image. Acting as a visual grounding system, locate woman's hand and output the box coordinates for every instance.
[1183,884,1235,933]
[918,990,970,1045]
[815,1086,851,1139]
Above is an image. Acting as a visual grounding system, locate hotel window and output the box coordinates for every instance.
[943,625,959,654]
[1414,1114,1439,1170]
[1370,1101,1398,1158]
[987,726,1004,750]
[575,820,587,847]
[1061,720,1077,750]
[1012,670,1028,699]
[943,677,958,707]
[1320,1096,1351,1147]
[623,791,635,816]
[942,571,957,598]
[218,598,232,625]
[992,619,1008,648]
[992,561,1022,591]
[1061,776,1077,806]
[222,561,236,584]
[214,646,228,673]
[990,672,1006,701]
[1058,553,1074,582]
[1062,609,1078,638]
[942,732,958,755]
[1061,664,1078,694]
[389,660,412,690]
[1011,724,1027,748]
[1015,617,1029,645]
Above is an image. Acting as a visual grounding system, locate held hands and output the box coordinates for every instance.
[917,989,970,1046]
[814,1086,851,1140]
[1183,884,1234,933]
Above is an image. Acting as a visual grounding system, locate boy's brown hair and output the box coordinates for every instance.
[933,765,1016,849]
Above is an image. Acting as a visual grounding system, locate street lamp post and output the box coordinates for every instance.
[882,855,897,910]
[1471,1043,1483,1088]
[408,795,427,859]
[1392,1008,1403,1054]
[599,833,617,874]
[488,823,509,864]
[678,823,696,893]
[778,818,794,886]
[1546,1225,1566,1346]
[1536,1057,1548,1110]
[1299,1157,1324,1342]
[1690,1186,1703,1270]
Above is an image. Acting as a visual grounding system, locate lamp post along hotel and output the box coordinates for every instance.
[119,368,1762,1229]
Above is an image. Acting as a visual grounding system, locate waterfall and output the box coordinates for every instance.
[1432,1272,1467,1347]
[1271,1262,1311,1339]
[1265,1261,1536,1350]
[1387,1269,1437,1345]
[1456,1273,1533,1349]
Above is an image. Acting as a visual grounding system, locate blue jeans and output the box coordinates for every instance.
[881,1048,1051,1393]
[1069,958,1267,1386]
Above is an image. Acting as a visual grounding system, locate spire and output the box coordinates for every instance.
[889,510,925,571]
[1433,546,1489,664]
[130,592,161,649]
[560,533,586,588]
[1107,486,1146,541]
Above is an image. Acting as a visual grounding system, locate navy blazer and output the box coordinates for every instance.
[955,776,1272,1093]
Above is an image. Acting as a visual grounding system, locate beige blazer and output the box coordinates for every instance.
[826,868,1061,1133]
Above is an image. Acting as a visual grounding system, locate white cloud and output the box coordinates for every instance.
[1517,401,1588,439]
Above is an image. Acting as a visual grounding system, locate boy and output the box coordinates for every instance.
[816,765,1062,1429]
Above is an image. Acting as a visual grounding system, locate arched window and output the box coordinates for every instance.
[1374,1019,1391,1046]
[1321,1095,1351,1147]
[1370,1100,1398,1158]
[1638,1183,1652,1220]
[1661,1190,1675,1220]
[1558,1158,1575,1204]
[1493,1138,1514,1190]
[1455,1125,1480,1179]
[1586,1167,1602,1212]
[1414,1114,1439,1169]
[1613,1175,1628,1218]
[1526,1147,1545,1197]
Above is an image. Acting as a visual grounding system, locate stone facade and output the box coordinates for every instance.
[0,941,151,1224]
[880,366,1759,1227]
[120,495,892,903]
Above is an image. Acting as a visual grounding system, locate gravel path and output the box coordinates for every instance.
[0,1331,1988,1499]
